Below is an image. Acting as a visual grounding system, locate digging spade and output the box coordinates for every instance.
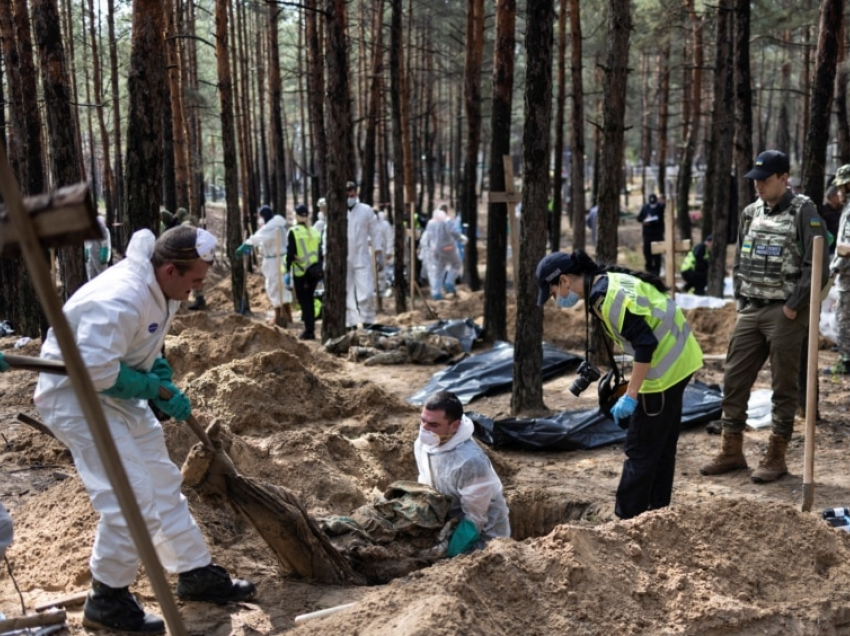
[4,353,363,586]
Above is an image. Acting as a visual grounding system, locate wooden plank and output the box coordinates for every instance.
[489,192,523,204]
[651,239,692,255]
[0,182,99,257]
[0,610,66,631]
[34,591,88,612]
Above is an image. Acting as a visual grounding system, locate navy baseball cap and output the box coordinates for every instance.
[295,204,309,218]
[536,252,576,305]
[744,150,790,180]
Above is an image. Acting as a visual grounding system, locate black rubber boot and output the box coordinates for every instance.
[176,563,256,604]
[82,579,165,634]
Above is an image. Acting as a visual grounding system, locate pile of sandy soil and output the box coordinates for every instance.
[2,252,850,635]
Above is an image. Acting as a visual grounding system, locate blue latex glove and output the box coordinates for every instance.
[152,381,191,421]
[0,352,8,373]
[150,357,173,383]
[284,273,292,287]
[611,394,638,429]
[101,363,161,400]
[447,517,480,558]
[235,243,252,257]
[99,246,110,264]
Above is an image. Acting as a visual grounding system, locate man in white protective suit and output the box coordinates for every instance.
[236,204,292,327]
[414,390,510,557]
[423,208,467,300]
[34,226,255,635]
[345,180,383,328]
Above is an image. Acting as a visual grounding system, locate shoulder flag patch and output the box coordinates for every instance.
[809,218,821,228]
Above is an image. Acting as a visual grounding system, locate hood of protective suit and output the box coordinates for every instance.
[423,414,474,455]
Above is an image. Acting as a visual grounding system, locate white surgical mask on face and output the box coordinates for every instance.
[347,197,357,208]
[418,426,441,448]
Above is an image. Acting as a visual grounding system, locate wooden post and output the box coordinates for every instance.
[0,143,189,636]
[802,235,824,512]
[488,155,523,296]
[650,197,690,296]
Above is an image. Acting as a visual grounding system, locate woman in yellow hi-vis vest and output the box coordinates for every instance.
[536,250,703,519]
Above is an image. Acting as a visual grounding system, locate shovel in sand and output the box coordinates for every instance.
[4,354,363,586]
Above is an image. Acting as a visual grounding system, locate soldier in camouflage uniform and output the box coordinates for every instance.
[825,164,850,375]
[700,150,830,483]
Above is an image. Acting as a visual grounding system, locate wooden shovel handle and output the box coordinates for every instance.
[4,353,214,450]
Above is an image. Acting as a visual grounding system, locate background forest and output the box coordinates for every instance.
[0,0,846,372]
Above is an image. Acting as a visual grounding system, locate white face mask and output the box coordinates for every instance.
[318,211,325,221]
[378,211,387,222]
[418,426,441,448]
[347,197,357,208]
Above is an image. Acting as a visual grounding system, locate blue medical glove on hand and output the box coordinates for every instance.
[150,357,173,383]
[446,517,480,558]
[0,352,9,373]
[101,363,161,400]
[235,243,252,257]
[611,394,638,429]
[284,273,291,287]
[99,246,109,264]
[152,381,192,421]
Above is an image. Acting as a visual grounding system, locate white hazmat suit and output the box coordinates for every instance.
[414,415,510,543]
[84,215,112,281]
[377,210,394,294]
[423,210,465,299]
[34,229,211,588]
[346,198,382,327]
[244,214,291,308]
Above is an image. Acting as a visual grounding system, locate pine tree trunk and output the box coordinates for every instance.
[675,0,701,241]
[568,0,586,250]
[836,22,850,164]
[360,0,384,206]
[483,0,515,344]
[461,0,484,291]
[657,42,670,199]
[733,0,754,221]
[511,0,553,416]
[550,0,567,254]
[304,0,325,203]
[595,0,631,266]
[800,0,843,207]
[389,0,407,313]
[323,0,354,338]
[107,0,124,244]
[706,0,734,298]
[268,3,288,215]
[165,0,189,211]
[87,0,116,228]
[214,0,246,312]
[32,0,87,300]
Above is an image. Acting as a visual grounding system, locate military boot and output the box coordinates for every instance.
[699,430,748,476]
[82,579,165,634]
[176,563,256,604]
[751,433,789,483]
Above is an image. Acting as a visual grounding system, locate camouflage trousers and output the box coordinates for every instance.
[838,290,850,361]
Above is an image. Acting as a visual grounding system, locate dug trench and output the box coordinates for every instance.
[2,287,850,635]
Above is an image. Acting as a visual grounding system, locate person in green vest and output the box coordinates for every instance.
[680,234,713,295]
[286,204,323,340]
[536,250,704,520]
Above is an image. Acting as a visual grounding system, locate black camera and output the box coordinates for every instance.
[569,360,602,397]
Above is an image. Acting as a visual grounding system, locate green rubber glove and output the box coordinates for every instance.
[446,517,480,558]
[152,381,191,421]
[0,352,9,373]
[84,247,90,261]
[101,362,161,400]
[99,246,109,264]
[235,243,252,257]
[150,357,173,383]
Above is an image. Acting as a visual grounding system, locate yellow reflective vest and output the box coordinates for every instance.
[289,224,321,277]
[597,272,703,393]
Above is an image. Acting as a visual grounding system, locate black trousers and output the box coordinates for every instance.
[682,270,707,295]
[614,374,691,520]
[294,274,319,337]
[642,237,662,276]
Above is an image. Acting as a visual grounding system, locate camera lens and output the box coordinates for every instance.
[569,375,591,397]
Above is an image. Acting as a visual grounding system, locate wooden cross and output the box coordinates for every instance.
[488,155,523,295]
[649,198,691,295]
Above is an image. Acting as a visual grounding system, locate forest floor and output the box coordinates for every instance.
[1,211,850,635]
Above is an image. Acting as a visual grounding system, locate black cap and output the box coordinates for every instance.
[346,180,357,191]
[744,150,790,180]
[648,194,658,205]
[705,234,713,242]
[295,204,309,218]
[536,252,576,306]
[258,205,274,223]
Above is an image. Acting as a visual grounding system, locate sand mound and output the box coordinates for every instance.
[292,500,850,636]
